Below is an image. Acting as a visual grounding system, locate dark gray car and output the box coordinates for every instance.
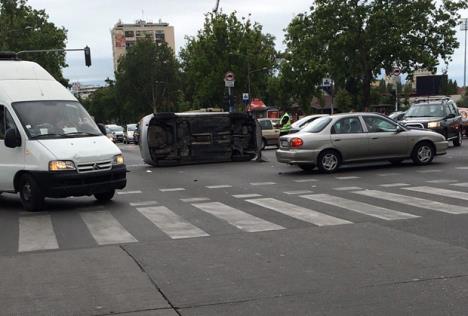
[276,113,448,173]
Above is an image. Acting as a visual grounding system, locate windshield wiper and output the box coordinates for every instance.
[31,133,69,139]
[64,131,102,137]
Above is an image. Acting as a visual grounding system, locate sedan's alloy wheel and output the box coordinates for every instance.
[417,145,433,163]
[321,153,338,171]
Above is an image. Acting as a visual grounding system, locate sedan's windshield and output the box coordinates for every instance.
[127,124,137,131]
[405,104,448,118]
[301,116,332,133]
[13,101,101,139]
[108,126,124,132]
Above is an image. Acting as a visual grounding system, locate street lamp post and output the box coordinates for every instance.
[462,18,468,88]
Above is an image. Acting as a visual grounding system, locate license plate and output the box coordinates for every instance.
[281,140,289,147]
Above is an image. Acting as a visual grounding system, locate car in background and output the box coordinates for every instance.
[258,118,281,149]
[124,123,137,144]
[400,96,462,146]
[458,107,468,136]
[105,124,125,143]
[388,111,406,122]
[289,114,329,134]
[276,113,448,173]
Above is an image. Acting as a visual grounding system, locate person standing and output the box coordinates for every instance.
[254,117,265,162]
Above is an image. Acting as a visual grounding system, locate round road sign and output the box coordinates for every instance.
[224,71,235,81]
[393,68,401,76]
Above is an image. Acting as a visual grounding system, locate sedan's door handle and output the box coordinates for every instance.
[334,139,341,142]
[371,137,379,140]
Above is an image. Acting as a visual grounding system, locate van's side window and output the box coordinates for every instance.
[0,106,17,140]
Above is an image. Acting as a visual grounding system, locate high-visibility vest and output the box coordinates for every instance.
[280,113,291,133]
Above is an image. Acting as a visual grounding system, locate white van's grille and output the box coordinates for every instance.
[77,161,112,173]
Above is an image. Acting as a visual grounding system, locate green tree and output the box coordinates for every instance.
[334,88,353,112]
[0,0,68,85]
[180,11,277,108]
[115,40,180,121]
[283,0,467,111]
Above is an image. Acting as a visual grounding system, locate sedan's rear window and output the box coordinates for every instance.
[302,116,332,133]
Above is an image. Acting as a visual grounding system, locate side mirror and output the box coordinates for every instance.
[5,128,21,148]
[447,113,456,119]
[97,123,107,135]
[396,125,404,133]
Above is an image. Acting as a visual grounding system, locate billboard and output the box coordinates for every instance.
[416,75,448,96]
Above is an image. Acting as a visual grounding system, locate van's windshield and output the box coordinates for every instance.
[12,101,102,139]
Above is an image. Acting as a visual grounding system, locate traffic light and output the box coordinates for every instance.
[84,46,91,67]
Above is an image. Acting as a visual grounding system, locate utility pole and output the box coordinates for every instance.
[213,0,220,13]
[462,18,468,88]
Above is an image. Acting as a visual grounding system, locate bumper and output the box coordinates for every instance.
[30,165,127,198]
[276,148,320,165]
[434,141,449,155]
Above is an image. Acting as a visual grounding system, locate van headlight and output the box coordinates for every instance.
[113,154,125,165]
[428,121,441,128]
[49,160,76,172]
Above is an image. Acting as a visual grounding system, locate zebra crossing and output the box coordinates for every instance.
[8,183,468,254]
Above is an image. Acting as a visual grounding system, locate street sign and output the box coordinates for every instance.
[224,71,235,88]
[242,93,249,101]
[393,68,401,77]
[225,80,235,88]
[322,78,332,87]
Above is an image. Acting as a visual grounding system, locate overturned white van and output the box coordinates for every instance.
[139,112,258,166]
[0,54,126,211]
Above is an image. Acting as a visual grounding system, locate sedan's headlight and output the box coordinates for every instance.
[113,154,124,165]
[428,121,441,128]
[49,160,76,172]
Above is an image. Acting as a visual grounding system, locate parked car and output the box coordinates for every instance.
[276,113,448,173]
[289,114,329,134]
[124,123,137,144]
[458,107,468,136]
[105,124,125,143]
[258,118,280,149]
[401,96,462,146]
[0,55,126,211]
[388,111,406,122]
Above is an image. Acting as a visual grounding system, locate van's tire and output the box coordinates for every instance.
[298,164,316,172]
[317,149,341,173]
[19,174,45,212]
[94,190,115,202]
[453,131,462,147]
[411,141,435,165]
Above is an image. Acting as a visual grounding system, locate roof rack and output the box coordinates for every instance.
[412,96,451,104]
[0,51,19,61]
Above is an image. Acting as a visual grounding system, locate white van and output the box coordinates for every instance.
[0,56,127,211]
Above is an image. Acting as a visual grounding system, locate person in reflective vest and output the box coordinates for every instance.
[279,112,292,136]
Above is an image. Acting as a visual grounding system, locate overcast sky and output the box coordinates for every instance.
[27,0,468,86]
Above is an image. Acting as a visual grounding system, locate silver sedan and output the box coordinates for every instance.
[276,113,448,173]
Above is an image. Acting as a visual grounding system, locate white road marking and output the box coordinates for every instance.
[246,198,352,226]
[250,182,276,186]
[18,215,59,252]
[417,169,441,173]
[335,176,360,180]
[377,173,401,176]
[117,190,142,195]
[354,190,468,214]
[379,183,410,187]
[180,197,211,203]
[137,206,209,239]
[80,211,138,245]
[334,186,362,191]
[426,180,458,184]
[159,188,186,192]
[404,186,468,202]
[451,183,468,188]
[456,167,468,170]
[233,194,263,199]
[206,185,232,189]
[301,194,418,221]
[284,190,314,195]
[293,179,317,183]
[192,202,284,232]
[129,201,158,207]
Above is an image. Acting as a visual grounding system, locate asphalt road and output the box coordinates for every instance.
[3,142,468,315]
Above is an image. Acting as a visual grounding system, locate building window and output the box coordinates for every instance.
[155,32,165,42]
[125,31,134,38]
[125,41,135,48]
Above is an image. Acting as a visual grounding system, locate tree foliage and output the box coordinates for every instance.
[0,0,68,84]
[283,0,467,111]
[115,40,181,122]
[180,11,277,108]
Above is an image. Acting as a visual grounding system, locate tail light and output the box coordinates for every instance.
[290,137,303,148]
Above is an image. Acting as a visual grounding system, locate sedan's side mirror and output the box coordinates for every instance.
[5,128,21,148]
[97,123,107,135]
[396,125,404,133]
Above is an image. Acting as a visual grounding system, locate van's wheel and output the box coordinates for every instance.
[317,150,341,173]
[94,190,115,202]
[19,174,45,212]
[411,142,435,165]
[453,131,462,147]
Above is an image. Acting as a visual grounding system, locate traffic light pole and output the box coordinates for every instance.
[16,46,92,67]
